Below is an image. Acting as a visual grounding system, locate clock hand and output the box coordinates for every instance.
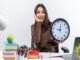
[57,24,61,31]
[60,24,61,31]
[57,29,60,31]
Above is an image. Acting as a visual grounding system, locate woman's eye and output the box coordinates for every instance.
[37,11,45,14]
[37,11,40,14]
[42,11,45,13]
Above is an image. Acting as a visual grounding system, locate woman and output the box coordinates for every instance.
[31,4,58,52]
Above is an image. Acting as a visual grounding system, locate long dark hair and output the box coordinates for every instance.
[34,4,51,30]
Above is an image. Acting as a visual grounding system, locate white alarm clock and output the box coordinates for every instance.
[51,18,70,42]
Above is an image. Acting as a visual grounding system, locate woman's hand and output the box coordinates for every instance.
[34,14,44,23]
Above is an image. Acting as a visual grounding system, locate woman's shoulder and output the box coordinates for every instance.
[31,24,35,28]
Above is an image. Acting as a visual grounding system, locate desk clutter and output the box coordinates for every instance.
[2,34,66,60]
[3,34,40,60]
[2,34,70,60]
[17,45,40,59]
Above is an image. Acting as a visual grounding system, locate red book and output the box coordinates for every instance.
[27,50,39,59]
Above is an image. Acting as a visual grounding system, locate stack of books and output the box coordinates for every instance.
[3,41,19,60]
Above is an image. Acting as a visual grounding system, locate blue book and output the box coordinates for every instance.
[4,41,18,46]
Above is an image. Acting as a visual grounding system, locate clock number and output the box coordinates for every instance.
[64,35,65,37]
[54,35,56,37]
[61,37,63,40]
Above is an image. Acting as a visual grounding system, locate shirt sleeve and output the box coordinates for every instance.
[31,23,41,48]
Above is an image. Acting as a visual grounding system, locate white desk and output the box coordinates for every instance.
[19,56,64,60]
[19,53,66,60]
[1,51,72,60]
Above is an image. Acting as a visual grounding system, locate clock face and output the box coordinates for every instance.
[51,18,70,42]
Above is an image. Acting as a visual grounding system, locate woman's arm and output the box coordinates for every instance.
[31,23,41,48]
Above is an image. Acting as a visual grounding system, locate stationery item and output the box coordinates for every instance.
[27,50,39,59]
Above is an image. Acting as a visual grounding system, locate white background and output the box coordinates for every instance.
[0,0,80,54]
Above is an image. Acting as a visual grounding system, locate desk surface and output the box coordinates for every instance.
[0,50,72,60]
[19,56,64,60]
[19,53,72,60]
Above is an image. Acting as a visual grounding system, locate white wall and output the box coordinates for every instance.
[0,0,80,54]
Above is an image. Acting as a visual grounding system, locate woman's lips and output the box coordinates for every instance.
[38,16,44,20]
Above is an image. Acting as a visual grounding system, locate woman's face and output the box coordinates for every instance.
[36,7,45,21]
